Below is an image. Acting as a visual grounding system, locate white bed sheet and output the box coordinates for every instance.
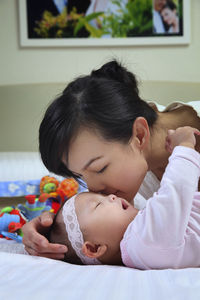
[0,240,200,300]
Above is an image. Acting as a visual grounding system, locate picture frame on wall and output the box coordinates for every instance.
[18,0,190,47]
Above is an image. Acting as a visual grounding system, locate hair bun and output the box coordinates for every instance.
[91,60,139,95]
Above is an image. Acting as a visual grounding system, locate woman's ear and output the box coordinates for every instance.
[82,241,107,259]
[131,117,150,151]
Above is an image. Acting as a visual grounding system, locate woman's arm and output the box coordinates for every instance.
[22,211,68,259]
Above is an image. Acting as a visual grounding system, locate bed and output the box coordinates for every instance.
[1,82,200,299]
[1,239,200,300]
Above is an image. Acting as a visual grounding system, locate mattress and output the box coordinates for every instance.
[0,239,199,300]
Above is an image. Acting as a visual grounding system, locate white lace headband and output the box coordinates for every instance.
[62,194,101,265]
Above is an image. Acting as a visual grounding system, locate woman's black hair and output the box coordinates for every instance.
[163,0,177,11]
[39,60,157,180]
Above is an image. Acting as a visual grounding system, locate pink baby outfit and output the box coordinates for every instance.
[120,146,200,270]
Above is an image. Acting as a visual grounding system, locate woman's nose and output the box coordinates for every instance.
[99,186,119,195]
[87,183,105,194]
[86,179,116,195]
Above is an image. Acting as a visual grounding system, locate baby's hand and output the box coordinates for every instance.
[165,126,200,153]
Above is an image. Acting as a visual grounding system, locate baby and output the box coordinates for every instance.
[49,126,200,269]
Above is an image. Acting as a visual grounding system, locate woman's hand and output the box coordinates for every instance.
[22,211,68,259]
[165,126,200,153]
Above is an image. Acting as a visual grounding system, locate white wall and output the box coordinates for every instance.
[0,0,200,86]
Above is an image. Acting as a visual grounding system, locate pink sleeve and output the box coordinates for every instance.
[138,146,200,247]
[121,146,200,268]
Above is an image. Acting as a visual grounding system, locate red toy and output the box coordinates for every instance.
[0,176,79,242]
[0,206,27,242]
[39,176,79,213]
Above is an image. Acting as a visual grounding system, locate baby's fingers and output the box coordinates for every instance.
[167,129,175,136]
[194,129,200,136]
[165,134,173,153]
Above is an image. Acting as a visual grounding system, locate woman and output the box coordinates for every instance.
[22,60,200,259]
[161,1,179,33]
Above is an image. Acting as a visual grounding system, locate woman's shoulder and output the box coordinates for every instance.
[137,171,160,201]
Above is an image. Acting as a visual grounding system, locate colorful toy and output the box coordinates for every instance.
[0,206,27,243]
[0,176,79,243]
[40,176,79,200]
[17,195,52,221]
[40,176,60,196]
[0,213,20,232]
[57,178,79,199]
[39,176,79,213]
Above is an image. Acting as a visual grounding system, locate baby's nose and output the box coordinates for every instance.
[108,194,116,202]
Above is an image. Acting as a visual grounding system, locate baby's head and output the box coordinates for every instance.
[49,191,138,265]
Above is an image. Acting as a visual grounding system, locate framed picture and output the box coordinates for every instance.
[18,0,190,47]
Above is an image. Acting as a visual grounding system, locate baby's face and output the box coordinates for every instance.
[75,192,138,252]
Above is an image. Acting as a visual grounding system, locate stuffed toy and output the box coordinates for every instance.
[0,176,79,242]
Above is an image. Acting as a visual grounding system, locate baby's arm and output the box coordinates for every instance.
[138,127,200,248]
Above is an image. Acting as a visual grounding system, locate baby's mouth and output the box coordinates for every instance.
[121,199,128,210]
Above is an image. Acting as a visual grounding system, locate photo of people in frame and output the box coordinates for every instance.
[26,0,183,39]
[153,0,182,34]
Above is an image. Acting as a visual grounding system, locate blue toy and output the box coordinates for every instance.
[0,213,20,232]
[0,211,23,243]
[0,194,51,243]
[17,195,51,221]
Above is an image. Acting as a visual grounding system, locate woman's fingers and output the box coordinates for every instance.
[22,228,68,257]
[22,231,68,254]
[25,246,66,260]
[22,217,50,251]
[25,247,65,259]
[39,211,55,226]
[22,212,68,257]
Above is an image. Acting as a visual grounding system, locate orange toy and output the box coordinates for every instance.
[39,175,79,203]
[40,176,59,195]
[57,178,79,200]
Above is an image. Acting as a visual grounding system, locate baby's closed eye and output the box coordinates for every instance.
[96,202,101,208]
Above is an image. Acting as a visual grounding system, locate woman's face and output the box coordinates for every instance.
[161,7,176,25]
[66,128,148,202]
